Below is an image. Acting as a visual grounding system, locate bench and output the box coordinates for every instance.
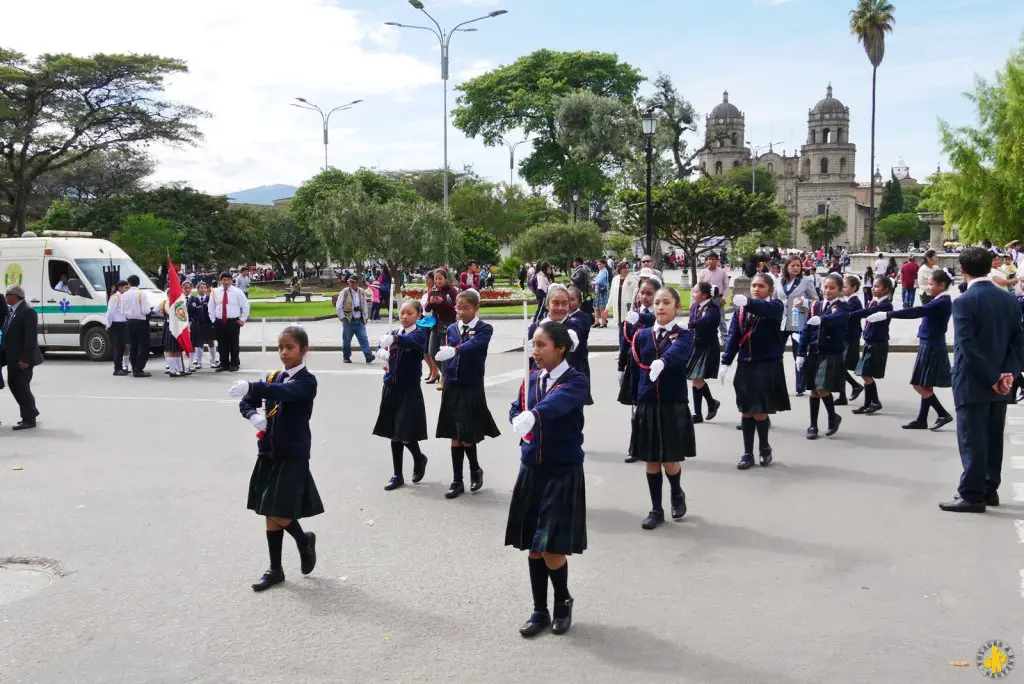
[284,292,313,303]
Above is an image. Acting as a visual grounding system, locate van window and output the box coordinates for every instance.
[48,259,90,298]
[75,258,158,292]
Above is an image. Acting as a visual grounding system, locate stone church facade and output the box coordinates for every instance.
[700,86,875,250]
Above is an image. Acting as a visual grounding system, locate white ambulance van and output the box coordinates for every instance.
[0,232,166,361]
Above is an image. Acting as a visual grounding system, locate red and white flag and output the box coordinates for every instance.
[166,260,193,356]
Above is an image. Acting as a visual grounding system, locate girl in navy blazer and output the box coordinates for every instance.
[869,269,954,430]
[838,275,864,405]
[686,282,723,423]
[618,279,657,463]
[373,299,430,490]
[629,287,696,530]
[796,273,849,440]
[434,289,501,499]
[526,285,583,374]
[230,325,321,592]
[508,320,590,638]
[847,276,894,414]
[566,287,594,405]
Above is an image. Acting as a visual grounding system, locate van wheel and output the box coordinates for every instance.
[83,327,112,362]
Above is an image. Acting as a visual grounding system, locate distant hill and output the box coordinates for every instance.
[226,184,297,205]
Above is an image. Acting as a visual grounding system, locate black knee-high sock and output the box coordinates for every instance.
[266,530,284,571]
[548,561,571,617]
[646,472,664,512]
[667,471,683,497]
[822,394,836,422]
[284,520,308,550]
[692,386,704,416]
[846,371,862,390]
[809,396,821,428]
[838,384,847,402]
[391,440,404,477]
[928,394,951,419]
[741,416,756,454]
[866,382,879,405]
[465,444,480,472]
[701,384,714,401]
[528,557,549,613]
[862,381,873,406]
[755,418,770,451]
[451,446,466,481]
[915,397,930,423]
[405,440,424,461]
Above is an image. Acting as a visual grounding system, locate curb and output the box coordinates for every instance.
[532,344,934,354]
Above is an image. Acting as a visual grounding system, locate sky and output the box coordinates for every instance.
[8,0,1024,197]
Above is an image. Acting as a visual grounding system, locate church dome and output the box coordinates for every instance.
[710,91,742,120]
[812,85,847,115]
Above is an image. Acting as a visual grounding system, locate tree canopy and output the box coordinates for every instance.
[713,165,778,198]
[513,220,603,272]
[801,214,847,248]
[111,213,183,274]
[876,212,927,249]
[232,205,322,277]
[878,172,903,218]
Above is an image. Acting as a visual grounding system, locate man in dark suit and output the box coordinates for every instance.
[944,247,1024,513]
[2,286,42,430]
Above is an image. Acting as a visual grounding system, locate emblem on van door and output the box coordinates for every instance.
[4,264,22,288]
[59,299,71,314]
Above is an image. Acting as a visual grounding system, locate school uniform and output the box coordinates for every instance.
[372,324,429,442]
[797,298,849,393]
[240,365,324,520]
[628,322,697,462]
[436,317,501,442]
[890,294,952,387]
[505,362,589,556]
[616,308,654,406]
[161,302,182,354]
[529,312,594,405]
[841,295,863,371]
[188,294,214,348]
[721,298,791,415]
[106,291,128,373]
[849,296,893,378]
[685,300,721,380]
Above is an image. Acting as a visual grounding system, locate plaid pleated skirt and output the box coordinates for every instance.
[844,339,860,370]
[436,385,501,443]
[910,343,951,388]
[806,352,846,393]
[372,384,428,442]
[629,402,697,463]
[247,457,325,520]
[856,342,889,378]
[686,343,721,380]
[505,463,587,555]
[734,359,791,414]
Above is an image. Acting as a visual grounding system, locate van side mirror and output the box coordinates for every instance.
[68,278,91,299]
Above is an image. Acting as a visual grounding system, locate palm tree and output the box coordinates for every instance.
[850,0,895,251]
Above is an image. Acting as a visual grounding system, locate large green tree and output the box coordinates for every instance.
[111,213,183,274]
[448,181,554,245]
[875,212,927,249]
[232,206,321,277]
[878,171,903,218]
[289,168,418,230]
[801,214,848,248]
[638,73,705,180]
[713,165,778,198]
[513,221,603,272]
[0,49,205,234]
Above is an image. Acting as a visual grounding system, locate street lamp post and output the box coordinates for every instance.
[745,141,783,194]
[500,137,529,186]
[291,97,363,171]
[571,188,580,224]
[641,111,658,259]
[385,1,508,214]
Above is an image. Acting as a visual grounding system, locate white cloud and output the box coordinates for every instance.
[458,59,496,80]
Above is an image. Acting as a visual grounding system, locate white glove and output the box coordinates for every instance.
[618,370,624,386]
[806,316,822,326]
[249,413,267,431]
[435,346,456,362]
[733,294,748,308]
[512,411,536,437]
[379,334,395,348]
[375,347,390,361]
[649,359,666,381]
[625,310,640,325]
[228,380,249,398]
[795,357,805,372]
[567,329,579,352]
[866,311,889,324]
[719,365,732,385]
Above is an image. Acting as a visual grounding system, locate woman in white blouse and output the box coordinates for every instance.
[774,255,819,396]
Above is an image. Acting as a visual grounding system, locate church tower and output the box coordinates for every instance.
[700,91,751,176]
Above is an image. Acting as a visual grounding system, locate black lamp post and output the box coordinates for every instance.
[571,188,579,223]
[641,111,658,258]
[824,196,832,247]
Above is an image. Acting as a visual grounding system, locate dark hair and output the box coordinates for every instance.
[924,249,936,261]
[781,255,803,282]
[116,280,129,288]
[694,281,718,299]
[127,275,140,287]
[638,278,658,294]
[656,286,681,307]
[960,246,995,278]
[617,261,630,273]
[930,268,953,290]
[219,272,231,280]
[751,272,775,292]
[566,285,583,303]
[823,273,843,291]
[875,276,894,295]
[280,325,309,349]
[402,297,422,314]
[456,289,480,307]
[537,320,571,354]
[843,274,861,290]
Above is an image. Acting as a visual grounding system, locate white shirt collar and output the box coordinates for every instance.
[873,294,890,303]
[968,276,992,289]
[402,324,417,334]
[541,359,570,382]
[932,292,950,300]
[460,316,480,330]
[281,363,305,378]
[652,321,676,335]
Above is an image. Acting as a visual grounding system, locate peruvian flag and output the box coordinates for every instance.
[166,260,194,355]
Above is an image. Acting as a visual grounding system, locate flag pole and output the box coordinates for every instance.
[522,300,529,409]
[260,318,267,372]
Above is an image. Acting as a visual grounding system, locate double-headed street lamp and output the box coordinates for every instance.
[641,111,658,259]
[500,137,530,186]
[385,1,508,214]
[291,97,363,171]
[745,140,783,194]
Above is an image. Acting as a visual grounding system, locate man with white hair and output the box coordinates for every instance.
[2,285,42,430]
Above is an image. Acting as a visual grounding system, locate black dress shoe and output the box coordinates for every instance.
[692,414,704,424]
[519,610,551,637]
[229,366,240,372]
[902,419,928,430]
[343,358,352,364]
[735,423,743,430]
[214,366,228,372]
[706,399,721,421]
[641,509,665,530]
[826,415,842,437]
[412,456,428,483]
[470,468,484,492]
[444,480,465,499]
[795,390,805,398]
[806,427,819,440]
[930,415,953,431]
[365,357,375,364]
[624,456,638,463]
[133,371,152,378]
[737,453,755,470]
[759,447,773,467]
[300,532,316,575]
[671,491,687,520]
[850,385,864,401]
[252,567,285,592]
[384,475,405,491]
[834,396,848,406]
[551,598,574,635]
[863,402,882,415]
[851,405,870,415]
[986,490,1000,507]
[13,421,36,431]
[938,497,986,513]
[113,370,128,376]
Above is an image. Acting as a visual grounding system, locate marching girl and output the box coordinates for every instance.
[372,299,430,490]
[161,293,189,378]
[618,279,657,463]
[777,255,818,397]
[193,281,218,369]
[796,273,849,440]
[837,275,864,406]
[526,285,582,374]
[507,320,590,638]
[720,274,790,470]
[187,281,208,370]
[565,287,593,405]
[434,289,501,499]
[868,269,954,430]
[847,276,894,415]
[229,325,321,592]
[629,287,696,530]
[686,282,722,424]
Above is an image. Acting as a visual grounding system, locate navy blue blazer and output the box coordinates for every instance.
[442,320,493,387]
[721,298,785,365]
[382,327,428,387]
[889,294,951,345]
[848,297,893,343]
[239,368,317,460]
[617,309,655,371]
[1016,294,1024,328]
[842,296,863,344]
[510,366,589,466]
[188,295,212,325]
[632,323,694,404]
[687,300,721,348]
[528,313,591,373]
[952,280,1024,407]
[797,298,848,357]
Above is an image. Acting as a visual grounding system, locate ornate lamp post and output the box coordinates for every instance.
[641,111,658,258]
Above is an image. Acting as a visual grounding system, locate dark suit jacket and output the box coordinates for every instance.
[3,303,43,367]
[951,280,1024,407]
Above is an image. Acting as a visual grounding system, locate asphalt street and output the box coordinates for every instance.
[0,350,1020,683]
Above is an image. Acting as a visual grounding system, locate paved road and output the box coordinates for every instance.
[0,351,1019,683]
